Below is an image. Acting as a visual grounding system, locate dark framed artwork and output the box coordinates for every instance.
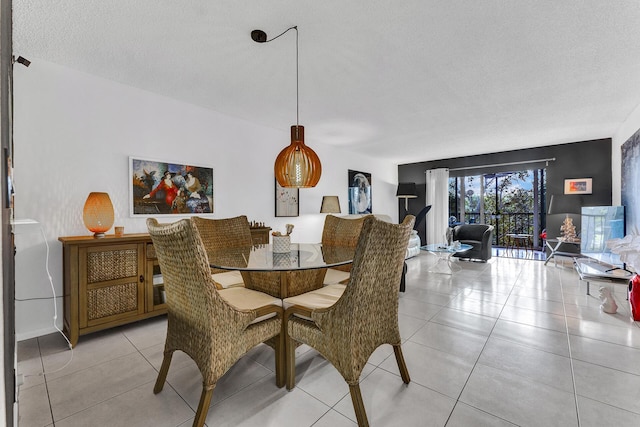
[275,179,299,217]
[622,128,640,234]
[130,157,213,216]
[348,169,372,214]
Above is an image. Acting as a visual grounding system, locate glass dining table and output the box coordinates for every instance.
[207,243,354,298]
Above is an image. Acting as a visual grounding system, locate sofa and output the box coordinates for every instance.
[451,224,494,262]
[338,214,419,259]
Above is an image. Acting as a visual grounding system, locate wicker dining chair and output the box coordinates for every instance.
[192,215,253,289]
[284,215,415,427]
[147,218,284,427]
[321,214,366,285]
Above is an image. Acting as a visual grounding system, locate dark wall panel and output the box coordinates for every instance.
[398,139,612,244]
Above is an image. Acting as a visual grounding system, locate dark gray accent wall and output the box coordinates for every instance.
[398,138,612,245]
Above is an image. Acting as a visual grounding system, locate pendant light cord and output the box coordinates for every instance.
[262,26,299,128]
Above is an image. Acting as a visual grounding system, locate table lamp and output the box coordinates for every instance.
[320,196,341,213]
[83,192,114,238]
[547,194,581,242]
[396,182,417,211]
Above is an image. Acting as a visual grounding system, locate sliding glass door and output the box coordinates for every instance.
[449,169,546,248]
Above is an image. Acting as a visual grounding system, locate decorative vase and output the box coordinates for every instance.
[273,235,291,253]
[445,227,453,246]
[629,274,640,321]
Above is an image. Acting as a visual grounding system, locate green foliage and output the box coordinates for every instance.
[448,170,546,245]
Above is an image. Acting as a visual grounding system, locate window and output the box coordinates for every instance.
[449,169,546,247]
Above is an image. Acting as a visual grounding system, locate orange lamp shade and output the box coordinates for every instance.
[274,126,322,188]
[83,192,114,238]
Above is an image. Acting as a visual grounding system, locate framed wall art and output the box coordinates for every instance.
[275,179,299,217]
[130,157,213,216]
[348,169,372,214]
[564,178,592,195]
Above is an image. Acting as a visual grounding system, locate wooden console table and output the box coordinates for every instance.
[60,226,270,347]
[249,226,271,245]
[59,234,165,347]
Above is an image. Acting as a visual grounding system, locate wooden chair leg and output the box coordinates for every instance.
[275,330,285,388]
[393,344,411,384]
[193,386,214,427]
[285,334,296,390]
[349,384,370,427]
[153,351,173,394]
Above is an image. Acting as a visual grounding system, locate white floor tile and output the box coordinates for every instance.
[572,359,640,415]
[478,337,574,393]
[408,321,488,363]
[16,254,640,427]
[447,402,518,427]
[576,395,640,427]
[381,340,475,399]
[459,364,578,426]
[333,368,456,426]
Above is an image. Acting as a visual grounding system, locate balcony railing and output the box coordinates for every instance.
[453,212,541,248]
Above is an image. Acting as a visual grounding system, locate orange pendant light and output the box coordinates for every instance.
[274,125,322,188]
[253,26,322,188]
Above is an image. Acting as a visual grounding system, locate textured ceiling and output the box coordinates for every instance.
[12,0,640,164]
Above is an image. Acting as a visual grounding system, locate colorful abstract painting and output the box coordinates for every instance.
[130,157,213,216]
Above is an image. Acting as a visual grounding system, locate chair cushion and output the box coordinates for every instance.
[283,284,347,319]
[323,268,351,286]
[406,231,421,259]
[218,287,282,323]
[211,270,244,289]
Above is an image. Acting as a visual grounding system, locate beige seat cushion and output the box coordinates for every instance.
[283,284,346,319]
[322,268,351,286]
[218,287,282,323]
[211,270,244,289]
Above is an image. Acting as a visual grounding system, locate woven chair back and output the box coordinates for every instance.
[321,215,366,247]
[192,215,252,274]
[146,218,218,325]
[323,215,415,329]
[192,215,252,250]
[321,215,367,273]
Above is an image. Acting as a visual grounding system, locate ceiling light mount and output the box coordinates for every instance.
[251,30,267,43]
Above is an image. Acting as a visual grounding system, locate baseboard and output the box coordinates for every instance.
[16,326,58,342]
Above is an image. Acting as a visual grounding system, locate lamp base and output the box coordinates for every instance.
[93,232,106,238]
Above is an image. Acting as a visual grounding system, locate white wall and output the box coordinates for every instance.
[12,59,398,340]
[612,102,640,205]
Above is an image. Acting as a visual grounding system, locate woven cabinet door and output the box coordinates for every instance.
[78,243,146,328]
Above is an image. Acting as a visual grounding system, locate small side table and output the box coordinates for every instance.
[506,233,533,256]
[421,243,473,274]
[544,238,581,266]
[574,258,633,295]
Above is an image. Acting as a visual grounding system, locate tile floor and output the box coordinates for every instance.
[16,252,640,426]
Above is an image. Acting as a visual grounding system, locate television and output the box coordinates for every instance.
[580,206,625,266]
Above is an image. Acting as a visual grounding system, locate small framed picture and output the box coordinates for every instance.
[564,178,592,195]
[275,179,299,217]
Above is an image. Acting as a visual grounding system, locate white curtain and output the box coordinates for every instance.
[425,168,450,245]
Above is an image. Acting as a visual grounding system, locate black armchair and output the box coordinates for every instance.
[452,224,494,262]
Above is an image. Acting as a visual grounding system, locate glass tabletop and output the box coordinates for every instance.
[421,243,473,253]
[208,243,354,271]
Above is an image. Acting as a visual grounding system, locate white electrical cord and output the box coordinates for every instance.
[23,226,73,377]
